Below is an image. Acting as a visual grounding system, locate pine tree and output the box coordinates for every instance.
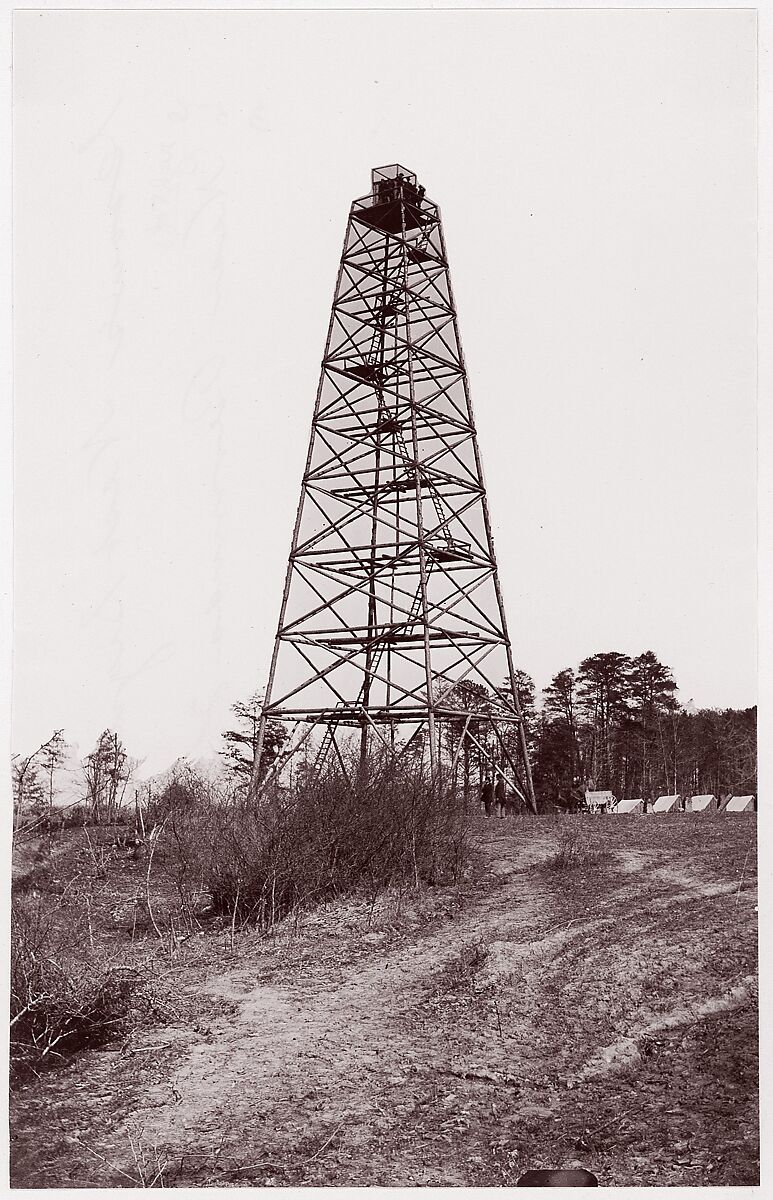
[221,694,288,786]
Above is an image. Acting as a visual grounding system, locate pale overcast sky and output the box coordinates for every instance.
[12,8,756,774]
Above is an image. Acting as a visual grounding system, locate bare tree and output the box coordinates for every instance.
[444,681,490,800]
[83,730,133,824]
[38,730,68,814]
[12,730,65,833]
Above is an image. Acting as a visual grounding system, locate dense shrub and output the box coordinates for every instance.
[10,891,143,1072]
[165,753,471,928]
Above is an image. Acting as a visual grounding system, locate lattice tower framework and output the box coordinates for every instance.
[251,165,536,811]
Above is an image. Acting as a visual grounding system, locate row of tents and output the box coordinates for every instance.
[585,791,756,815]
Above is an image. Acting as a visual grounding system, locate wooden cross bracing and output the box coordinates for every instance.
[250,167,536,811]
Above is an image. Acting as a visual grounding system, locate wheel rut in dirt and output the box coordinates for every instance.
[114,828,556,1163]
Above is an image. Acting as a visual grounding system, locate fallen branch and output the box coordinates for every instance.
[307,1119,346,1163]
[438,1067,521,1087]
[214,1119,347,1181]
[585,1107,632,1140]
[145,818,169,940]
[735,844,753,906]
[74,1138,142,1186]
[127,1043,176,1055]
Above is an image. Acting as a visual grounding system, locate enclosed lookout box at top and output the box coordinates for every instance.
[353,164,431,235]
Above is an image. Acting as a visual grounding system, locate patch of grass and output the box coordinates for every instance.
[435,941,490,993]
[544,823,613,873]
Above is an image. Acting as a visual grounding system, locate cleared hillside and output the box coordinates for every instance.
[10,814,758,1188]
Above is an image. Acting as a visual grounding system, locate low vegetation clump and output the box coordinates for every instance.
[10,890,148,1072]
[436,940,490,993]
[544,821,612,873]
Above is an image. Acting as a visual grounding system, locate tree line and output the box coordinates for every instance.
[529,650,756,810]
[11,701,287,833]
[12,728,137,832]
[11,653,756,826]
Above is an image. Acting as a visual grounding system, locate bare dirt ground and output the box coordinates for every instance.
[10,815,758,1188]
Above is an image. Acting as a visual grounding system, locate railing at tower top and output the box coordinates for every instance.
[351,168,437,237]
[371,164,417,187]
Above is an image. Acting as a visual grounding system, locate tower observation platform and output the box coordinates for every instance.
[353,165,431,234]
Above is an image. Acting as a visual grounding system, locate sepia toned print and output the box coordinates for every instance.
[10,9,757,1189]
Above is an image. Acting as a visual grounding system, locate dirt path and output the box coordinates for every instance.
[10,819,759,1187]
[101,827,556,1185]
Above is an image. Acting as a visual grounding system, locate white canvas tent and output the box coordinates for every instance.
[652,794,680,813]
[585,790,615,813]
[689,794,718,813]
[725,795,755,813]
[613,798,644,814]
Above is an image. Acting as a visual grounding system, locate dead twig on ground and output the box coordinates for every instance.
[145,819,169,940]
[583,1107,632,1141]
[127,1126,169,1187]
[213,1119,347,1181]
[307,1119,347,1163]
[493,998,504,1041]
[229,885,241,953]
[438,1067,521,1088]
[126,1043,176,1055]
[74,1138,143,1186]
[735,844,753,906]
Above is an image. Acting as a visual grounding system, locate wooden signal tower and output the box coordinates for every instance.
[252,166,536,811]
